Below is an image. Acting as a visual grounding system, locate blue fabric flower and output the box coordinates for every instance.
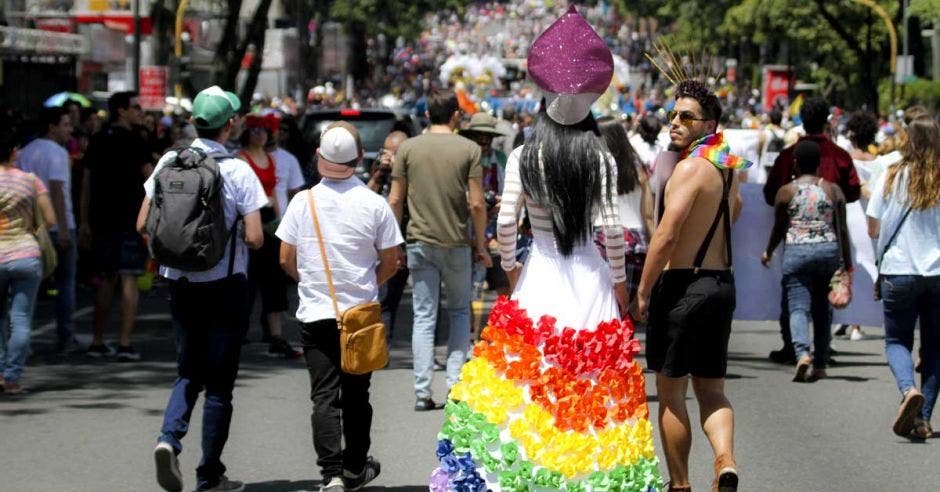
[441,454,460,474]
[437,439,455,460]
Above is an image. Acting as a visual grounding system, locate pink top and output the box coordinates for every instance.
[0,167,47,263]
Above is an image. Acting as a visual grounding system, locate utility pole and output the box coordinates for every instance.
[132,0,142,91]
[175,0,190,99]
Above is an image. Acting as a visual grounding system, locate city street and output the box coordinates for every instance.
[0,285,935,492]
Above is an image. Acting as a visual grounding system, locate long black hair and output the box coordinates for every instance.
[597,116,641,195]
[519,104,612,256]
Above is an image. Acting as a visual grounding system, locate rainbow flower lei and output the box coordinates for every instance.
[430,297,663,492]
[679,133,753,170]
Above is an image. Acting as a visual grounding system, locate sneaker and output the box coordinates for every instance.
[86,343,115,358]
[793,356,812,382]
[414,397,444,411]
[807,368,827,382]
[321,476,345,492]
[849,326,865,341]
[267,337,303,359]
[343,457,381,491]
[893,388,925,437]
[713,454,738,492]
[153,442,183,492]
[833,324,849,337]
[203,476,245,492]
[433,358,446,371]
[116,345,141,361]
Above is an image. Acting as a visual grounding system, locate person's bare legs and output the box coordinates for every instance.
[118,275,139,347]
[691,377,734,460]
[656,373,692,487]
[92,275,117,346]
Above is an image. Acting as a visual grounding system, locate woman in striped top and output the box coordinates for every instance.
[498,109,629,329]
[1,133,56,395]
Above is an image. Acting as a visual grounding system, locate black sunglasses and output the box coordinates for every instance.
[668,110,708,126]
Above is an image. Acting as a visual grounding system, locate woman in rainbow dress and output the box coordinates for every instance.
[430,6,662,492]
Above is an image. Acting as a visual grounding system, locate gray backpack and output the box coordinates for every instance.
[146,147,239,272]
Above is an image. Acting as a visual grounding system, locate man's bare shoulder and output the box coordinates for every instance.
[671,156,714,185]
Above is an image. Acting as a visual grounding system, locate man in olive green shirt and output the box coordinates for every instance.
[388,90,491,411]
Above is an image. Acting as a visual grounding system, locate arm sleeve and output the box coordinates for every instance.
[33,174,48,195]
[839,153,862,203]
[274,194,301,245]
[467,143,483,179]
[391,144,407,179]
[234,161,270,215]
[599,156,626,283]
[143,153,174,198]
[375,202,405,250]
[865,171,886,220]
[497,149,525,270]
[49,148,70,183]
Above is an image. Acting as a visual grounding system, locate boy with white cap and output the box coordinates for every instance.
[140,85,268,492]
[277,122,402,492]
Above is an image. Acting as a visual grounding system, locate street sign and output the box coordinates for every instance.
[139,65,167,110]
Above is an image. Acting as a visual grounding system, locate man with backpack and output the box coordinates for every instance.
[137,86,267,492]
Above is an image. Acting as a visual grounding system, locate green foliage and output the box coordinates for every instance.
[330,0,470,41]
[880,78,940,111]
[910,0,940,25]
[616,0,901,109]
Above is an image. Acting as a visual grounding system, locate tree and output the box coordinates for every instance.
[615,0,898,111]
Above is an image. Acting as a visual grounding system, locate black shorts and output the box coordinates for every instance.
[93,232,148,275]
[485,255,510,292]
[646,269,735,378]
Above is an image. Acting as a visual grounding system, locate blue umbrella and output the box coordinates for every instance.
[44,92,92,108]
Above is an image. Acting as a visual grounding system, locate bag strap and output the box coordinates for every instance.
[226,216,242,276]
[307,189,342,325]
[693,168,733,273]
[877,207,913,269]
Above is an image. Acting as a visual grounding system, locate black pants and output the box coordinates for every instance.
[301,319,373,480]
[248,229,288,340]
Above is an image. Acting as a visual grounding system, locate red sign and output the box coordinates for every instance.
[72,14,153,35]
[762,66,793,110]
[139,66,167,110]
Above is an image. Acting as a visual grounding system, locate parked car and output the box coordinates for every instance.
[299,108,423,182]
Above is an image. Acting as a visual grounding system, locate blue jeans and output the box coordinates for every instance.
[407,242,472,399]
[782,242,840,369]
[158,275,249,490]
[49,230,76,345]
[882,274,940,422]
[0,258,43,384]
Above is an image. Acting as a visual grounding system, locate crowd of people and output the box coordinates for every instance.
[1,3,938,492]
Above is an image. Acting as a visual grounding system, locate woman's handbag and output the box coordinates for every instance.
[826,180,851,309]
[307,190,388,375]
[32,183,57,279]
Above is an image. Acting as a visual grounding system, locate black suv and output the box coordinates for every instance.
[299,108,422,182]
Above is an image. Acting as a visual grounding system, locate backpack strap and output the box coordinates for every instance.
[227,216,242,277]
[693,168,733,273]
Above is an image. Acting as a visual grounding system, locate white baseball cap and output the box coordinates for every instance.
[317,126,360,179]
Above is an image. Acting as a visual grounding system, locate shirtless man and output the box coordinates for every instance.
[631,80,743,492]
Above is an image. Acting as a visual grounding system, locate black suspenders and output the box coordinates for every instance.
[692,168,733,274]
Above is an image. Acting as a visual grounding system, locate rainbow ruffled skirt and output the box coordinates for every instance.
[430,297,663,492]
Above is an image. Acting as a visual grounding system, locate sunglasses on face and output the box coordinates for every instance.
[668,110,708,127]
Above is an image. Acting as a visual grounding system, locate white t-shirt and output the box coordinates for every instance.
[144,138,268,282]
[17,138,74,231]
[866,165,940,276]
[629,133,662,173]
[275,177,403,323]
[272,147,305,216]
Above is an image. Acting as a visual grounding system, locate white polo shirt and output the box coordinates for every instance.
[276,176,403,323]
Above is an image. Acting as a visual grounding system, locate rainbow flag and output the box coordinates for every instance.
[431,297,662,492]
[680,133,753,170]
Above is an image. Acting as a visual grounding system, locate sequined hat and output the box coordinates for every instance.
[527,5,613,125]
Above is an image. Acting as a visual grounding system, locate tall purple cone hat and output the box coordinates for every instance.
[527,5,613,125]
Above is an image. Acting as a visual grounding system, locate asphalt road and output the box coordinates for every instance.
[0,283,936,492]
